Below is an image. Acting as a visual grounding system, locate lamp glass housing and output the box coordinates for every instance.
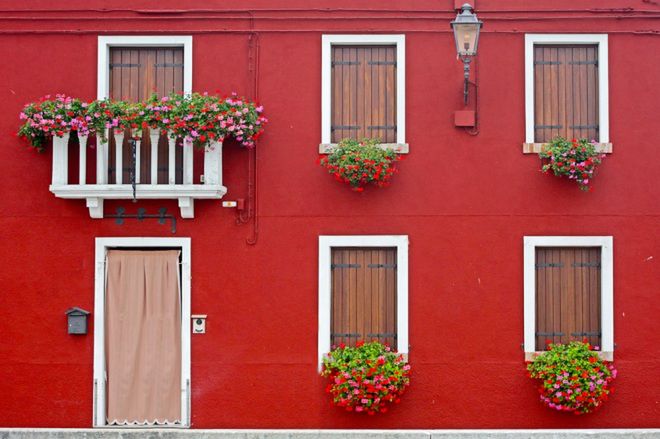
[451,4,483,57]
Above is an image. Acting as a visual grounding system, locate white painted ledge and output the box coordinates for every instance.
[0,429,659,438]
[525,351,614,362]
[50,184,227,218]
[523,142,612,154]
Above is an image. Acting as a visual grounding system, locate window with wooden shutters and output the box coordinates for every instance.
[331,46,397,144]
[534,247,602,350]
[318,235,409,368]
[524,35,610,153]
[321,35,406,152]
[523,236,614,361]
[331,247,397,348]
[533,45,599,143]
[108,47,184,185]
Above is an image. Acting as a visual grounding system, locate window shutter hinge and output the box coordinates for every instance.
[331,332,361,337]
[331,263,361,269]
[367,263,397,269]
[571,262,601,268]
[535,262,564,268]
[569,60,598,66]
[367,125,397,131]
[109,63,141,69]
[331,125,360,131]
[534,125,563,130]
[569,125,599,130]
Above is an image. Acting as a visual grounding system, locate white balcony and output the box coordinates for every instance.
[49,130,226,218]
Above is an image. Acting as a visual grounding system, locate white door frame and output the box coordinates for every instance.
[93,237,191,427]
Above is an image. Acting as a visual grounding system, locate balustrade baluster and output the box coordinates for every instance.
[114,131,124,184]
[150,130,159,184]
[78,134,88,185]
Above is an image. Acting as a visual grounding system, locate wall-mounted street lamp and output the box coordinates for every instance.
[451,3,483,105]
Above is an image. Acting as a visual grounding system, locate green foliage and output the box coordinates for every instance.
[319,138,401,191]
[18,92,267,151]
[539,137,604,191]
[527,341,616,414]
[321,341,410,414]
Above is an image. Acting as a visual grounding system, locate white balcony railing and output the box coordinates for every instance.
[49,130,226,218]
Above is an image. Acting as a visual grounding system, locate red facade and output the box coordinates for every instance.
[1,0,659,429]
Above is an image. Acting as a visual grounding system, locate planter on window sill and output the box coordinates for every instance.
[526,341,617,415]
[537,137,606,192]
[321,341,411,414]
[318,139,404,192]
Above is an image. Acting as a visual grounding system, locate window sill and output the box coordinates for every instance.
[523,142,612,154]
[525,351,613,362]
[319,143,409,154]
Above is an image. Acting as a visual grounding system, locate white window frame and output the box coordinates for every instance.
[93,237,191,428]
[97,35,193,100]
[318,235,409,370]
[524,34,609,144]
[523,236,613,361]
[320,34,407,151]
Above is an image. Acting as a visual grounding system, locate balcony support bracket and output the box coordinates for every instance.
[86,197,104,218]
[178,197,194,219]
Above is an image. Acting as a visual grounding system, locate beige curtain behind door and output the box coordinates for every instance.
[105,250,181,425]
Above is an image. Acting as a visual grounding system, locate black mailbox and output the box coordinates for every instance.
[65,307,90,335]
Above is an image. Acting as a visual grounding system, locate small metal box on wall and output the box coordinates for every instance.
[65,307,90,334]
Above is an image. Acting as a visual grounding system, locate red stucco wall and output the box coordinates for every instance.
[0,0,659,429]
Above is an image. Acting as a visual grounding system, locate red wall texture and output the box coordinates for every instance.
[1,0,659,429]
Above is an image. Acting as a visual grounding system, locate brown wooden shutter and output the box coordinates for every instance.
[331,248,397,348]
[331,46,397,144]
[534,45,599,143]
[109,47,184,102]
[108,47,184,184]
[535,247,602,350]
